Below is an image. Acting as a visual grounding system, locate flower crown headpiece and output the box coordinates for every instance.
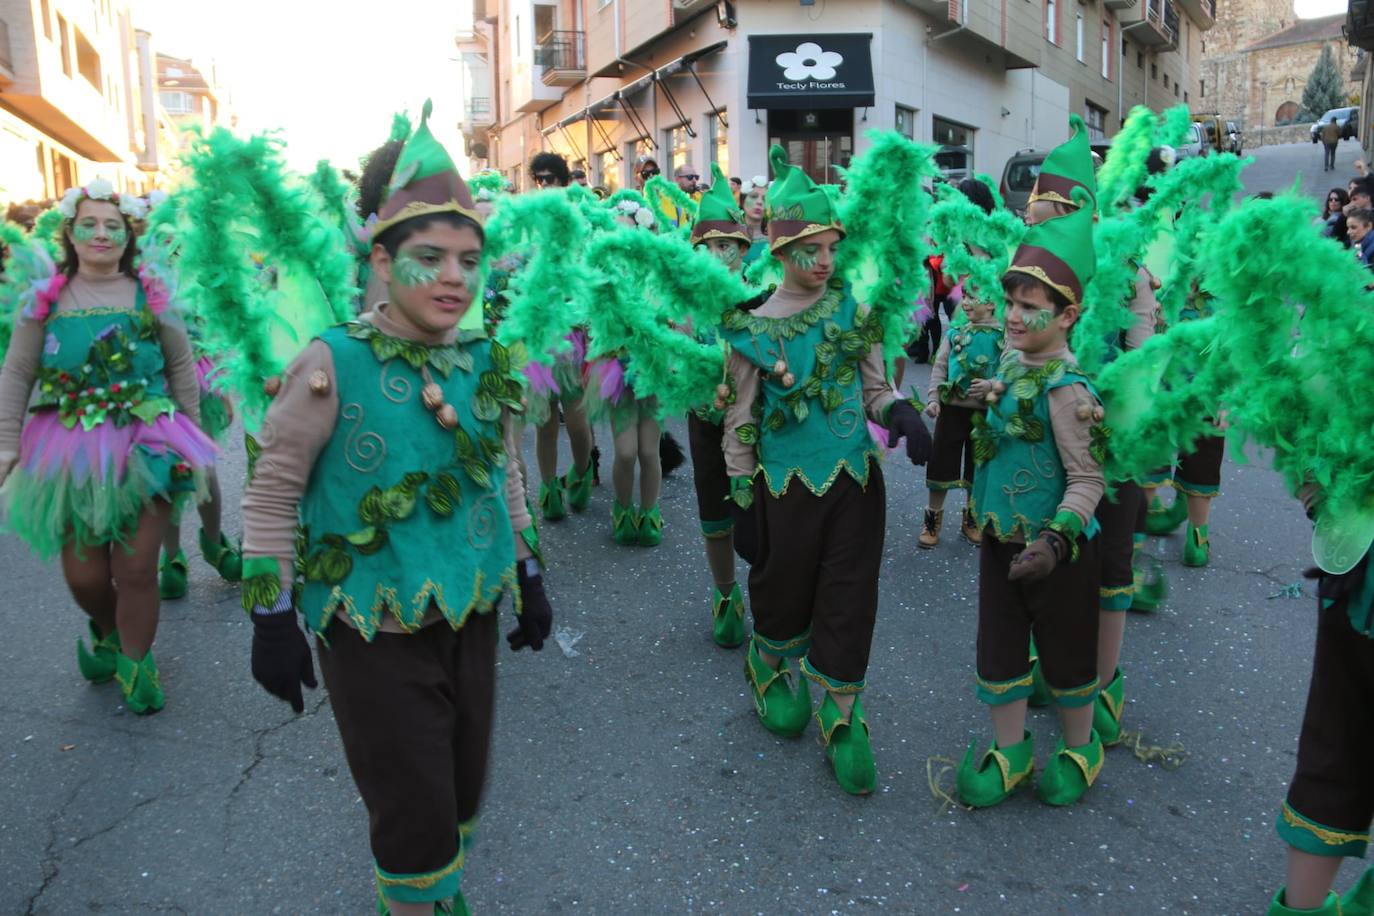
[58,178,150,221]
[615,199,656,228]
[739,175,770,196]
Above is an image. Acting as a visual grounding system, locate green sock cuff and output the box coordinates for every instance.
[1099,586,1134,612]
[375,847,464,904]
[801,656,865,694]
[976,671,1035,705]
[1276,801,1370,858]
[752,628,811,659]
[1050,677,1101,708]
[700,516,735,537]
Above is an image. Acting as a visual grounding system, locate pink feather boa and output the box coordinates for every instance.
[26,270,170,323]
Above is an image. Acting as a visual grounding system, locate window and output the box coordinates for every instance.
[1085,102,1107,140]
[1200,80,1205,98]
[160,91,195,114]
[1076,11,1084,62]
[708,113,729,177]
[1137,51,1144,69]
[1163,73,1169,88]
[596,149,618,192]
[40,0,51,39]
[1046,0,1058,44]
[1101,21,1111,80]
[1151,63,1158,80]
[1184,91,1190,103]
[57,16,71,78]
[666,123,692,175]
[895,104,917,139]
[932,116,974,178]
[75,29,100,91]
[1174,82,1180,97]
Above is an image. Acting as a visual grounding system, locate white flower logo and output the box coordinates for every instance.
[775,42,843,81]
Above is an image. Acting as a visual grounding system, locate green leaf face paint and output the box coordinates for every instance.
[787,245,819,270]
[73,222,127,245]
[394,250,442,288]
[1021,306,1053,331]
[708,240,741,270]
[461,265,482,294]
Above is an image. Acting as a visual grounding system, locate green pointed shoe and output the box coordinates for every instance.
[612,503,640,545]
[1028,639,1052,708]
[1145,494,1188,536]
[564,460,594,512]
[159,550,188,600]
[711,583,746,648]
[1094,669,1125,747]
[76,622,121,683]
[540,479,568,521]
[1266,888,1341,915]
[744,639,811,737]
[1183,522,1210,567]
[199,528,243,582]
[956,730,1035,808]
[637,504,663,547]
[1342,867,1374,916]
[817,693,876,795]
[115,650,165,715]
[1130,552,1168,612]
[1037,730,1105,806]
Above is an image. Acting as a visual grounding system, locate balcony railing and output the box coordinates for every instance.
[536,30,586,86]
[1349,0,1374,52]
[469,96,492,117]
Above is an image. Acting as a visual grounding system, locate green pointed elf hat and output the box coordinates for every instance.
[764,144,844,253]
[1005,186,1096,307]
[1029,114,1096,210]
[691,163,750,246]
[373,99,482,238]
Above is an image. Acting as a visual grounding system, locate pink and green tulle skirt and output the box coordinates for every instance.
[195,356,233,443]
[1,409,217,559]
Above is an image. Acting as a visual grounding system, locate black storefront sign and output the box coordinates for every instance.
[747,33,875,111]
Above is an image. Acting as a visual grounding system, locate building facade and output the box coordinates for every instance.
[459,0,1213,191]
[0,0,174,206]
[1204,5,1359,135]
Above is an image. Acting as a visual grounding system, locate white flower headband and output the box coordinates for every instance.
[615,199,656,228]
[58,178,150,221]
[739,175,770,196]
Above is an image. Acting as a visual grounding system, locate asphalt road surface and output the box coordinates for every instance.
[1,142,1365,914]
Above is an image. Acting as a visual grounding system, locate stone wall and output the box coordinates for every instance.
[1247,122,1316,146]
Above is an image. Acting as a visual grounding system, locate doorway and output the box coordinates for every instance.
[768,108,855,184]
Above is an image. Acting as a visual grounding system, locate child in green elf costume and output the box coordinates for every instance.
[239,103,553,915]
[722,147,931,795]
[688,164,756,648]
[956,194,1109,809]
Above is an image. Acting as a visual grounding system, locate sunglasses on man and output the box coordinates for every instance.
[533,172,557,186]
[639,167,660,179]
[678,173,699,181]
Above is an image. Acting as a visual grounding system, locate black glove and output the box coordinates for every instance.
[250,609,317,713]
[1008,531,1070,584]
[508,560,553,652]
[886,399,933,466]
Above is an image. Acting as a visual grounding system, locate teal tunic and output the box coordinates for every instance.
[721,281,882,498]
[295,322,522,640]
[939,324,1003,403]
[971,351,1104,546]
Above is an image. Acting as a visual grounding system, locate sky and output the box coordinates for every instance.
[1293,0,1346,15]
[137,0,474,171]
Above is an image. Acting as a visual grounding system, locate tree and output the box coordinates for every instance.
[1301,44,1347,121]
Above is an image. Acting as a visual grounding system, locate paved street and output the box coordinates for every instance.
[1,143,1367,915]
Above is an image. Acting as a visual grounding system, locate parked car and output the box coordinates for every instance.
[999,146,1105,215]
[1311,107,1359,143]
[1225,120,1243,154]
[1175,123,1207,161]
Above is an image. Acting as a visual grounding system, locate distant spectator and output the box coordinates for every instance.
[635,156,660,190]
[1321,187,1351,246]
[529,151,571,188]
[673,162,700,195]
[1346,178,1374,215]
[570,167,588,187]
[1321,118,1341,172]
[1347,207,1374,267]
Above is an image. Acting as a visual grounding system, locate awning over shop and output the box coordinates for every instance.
[746,33,875,111]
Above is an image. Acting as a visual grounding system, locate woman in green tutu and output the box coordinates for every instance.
[0,182,217,713]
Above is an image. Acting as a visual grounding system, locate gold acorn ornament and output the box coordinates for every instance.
[262,376,282,397]
[772,359,788,377]
[716,383,730,399]
[435,404,459,429]
[308,370,331,395]
[780,372,796,388]
[422,383,445,411]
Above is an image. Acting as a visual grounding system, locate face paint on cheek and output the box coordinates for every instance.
[1022,308,1053,331]
[394,253,441,288]
[72,225,99,243]
[787,247,819,270]
[461,265,482,295]
[713,245,740,267]
[108,226,128,245]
